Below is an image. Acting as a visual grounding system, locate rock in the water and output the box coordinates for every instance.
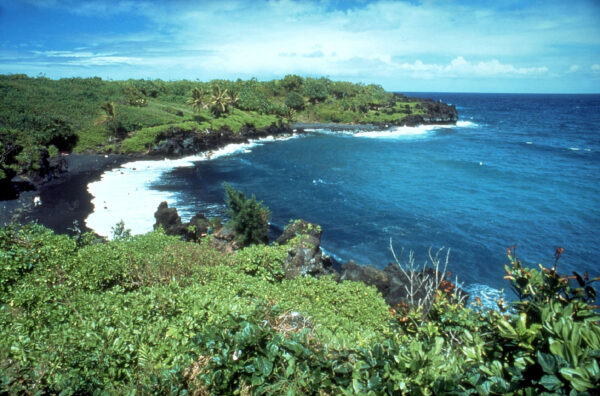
[153,201,212,242]
[277,219,333,279]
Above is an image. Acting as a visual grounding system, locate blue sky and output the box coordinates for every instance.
[1,0,599,93]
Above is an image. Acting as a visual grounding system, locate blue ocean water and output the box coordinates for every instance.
[151,93,600,298]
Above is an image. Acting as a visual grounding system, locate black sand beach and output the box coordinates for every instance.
[0,154,132,234]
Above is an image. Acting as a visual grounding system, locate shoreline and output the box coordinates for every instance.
[0,127,300,235]
[0,119,459,236]
[0,154,135,233]
[0,121,507,308]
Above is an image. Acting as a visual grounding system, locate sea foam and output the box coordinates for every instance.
[85,135,298,238]
[354,125,439,139]
[456,120,478,127]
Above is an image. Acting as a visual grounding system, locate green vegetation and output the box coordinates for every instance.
[0,74,436,192]
[1,220,598,394]
[224,183,271,247]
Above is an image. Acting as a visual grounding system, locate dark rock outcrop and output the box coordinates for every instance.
[209,226,240,254]
[398,98,458,126]
[421,100,459,124]
[152,122,293,158]
[277,219,335,279]
[340,260,467,307]
[1,149,69,200]
[153,201,211,241]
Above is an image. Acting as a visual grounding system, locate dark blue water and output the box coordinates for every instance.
[152,93,600,298]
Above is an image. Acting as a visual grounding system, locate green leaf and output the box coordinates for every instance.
[255,356,273,376]
[368,375,382,390]
[537,351,557,374]
[549,338,564,357]
[352,377,363,394]
[559,368,593,391]
[539,374,563,391]
[570,377,594,392]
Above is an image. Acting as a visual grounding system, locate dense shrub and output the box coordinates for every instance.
[224,183,271,247]
[281,74,304,92]
[0,223,76,298]
[284,91,305,110]
[1,222,598,394]
[303,78,329,104]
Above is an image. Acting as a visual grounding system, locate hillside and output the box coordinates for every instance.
[0,74,457,198]
[1,219,598,394]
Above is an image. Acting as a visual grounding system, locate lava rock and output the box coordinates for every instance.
[209,226,240,254]
[154,201,184,234]
[277,219,334,279]
[339,260,467,307]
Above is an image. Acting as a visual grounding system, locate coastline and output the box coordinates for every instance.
[0,120,462,236]
[0,154,134,233]
[0,125,299,235]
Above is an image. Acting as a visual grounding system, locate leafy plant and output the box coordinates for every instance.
[224,183,270,247]
[95,101,119,138]
[186,87,206,112]
[111,220,132,241]
[209,85,232,117]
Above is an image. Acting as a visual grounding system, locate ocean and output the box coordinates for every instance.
[85,93,600,304]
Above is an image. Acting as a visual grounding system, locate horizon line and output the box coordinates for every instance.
[2,73,598,95]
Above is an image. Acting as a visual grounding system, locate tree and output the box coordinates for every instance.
[282,74,304,92]
[303,79,328,104]
[0,129,21,198]
[227,89,240,109]
[187,87,206,112]
[224,183,270,247]
[42,117,77,152]
[123,84,147,107]
[281,106,296,124]
[285,91,305,110]
[95,102,118,138]
[209,86,232,117]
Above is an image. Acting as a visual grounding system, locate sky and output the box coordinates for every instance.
[1,0,599,93]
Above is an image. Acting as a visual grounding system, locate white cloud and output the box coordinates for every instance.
[31,50,141,66]
[8,0,600,91]
[394,57,548,79]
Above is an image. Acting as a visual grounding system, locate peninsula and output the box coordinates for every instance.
[0,74,457,200]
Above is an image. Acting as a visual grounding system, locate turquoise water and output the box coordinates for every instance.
[152,93,600,298]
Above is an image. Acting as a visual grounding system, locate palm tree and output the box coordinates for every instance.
[282,106,296,124]
[187,87,206,112]
[227,90,240,109]
[95,101,118,138]
[209,85,232,117]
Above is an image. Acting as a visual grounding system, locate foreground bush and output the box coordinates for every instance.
[0,224,598,394]
[224,183,271,247]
